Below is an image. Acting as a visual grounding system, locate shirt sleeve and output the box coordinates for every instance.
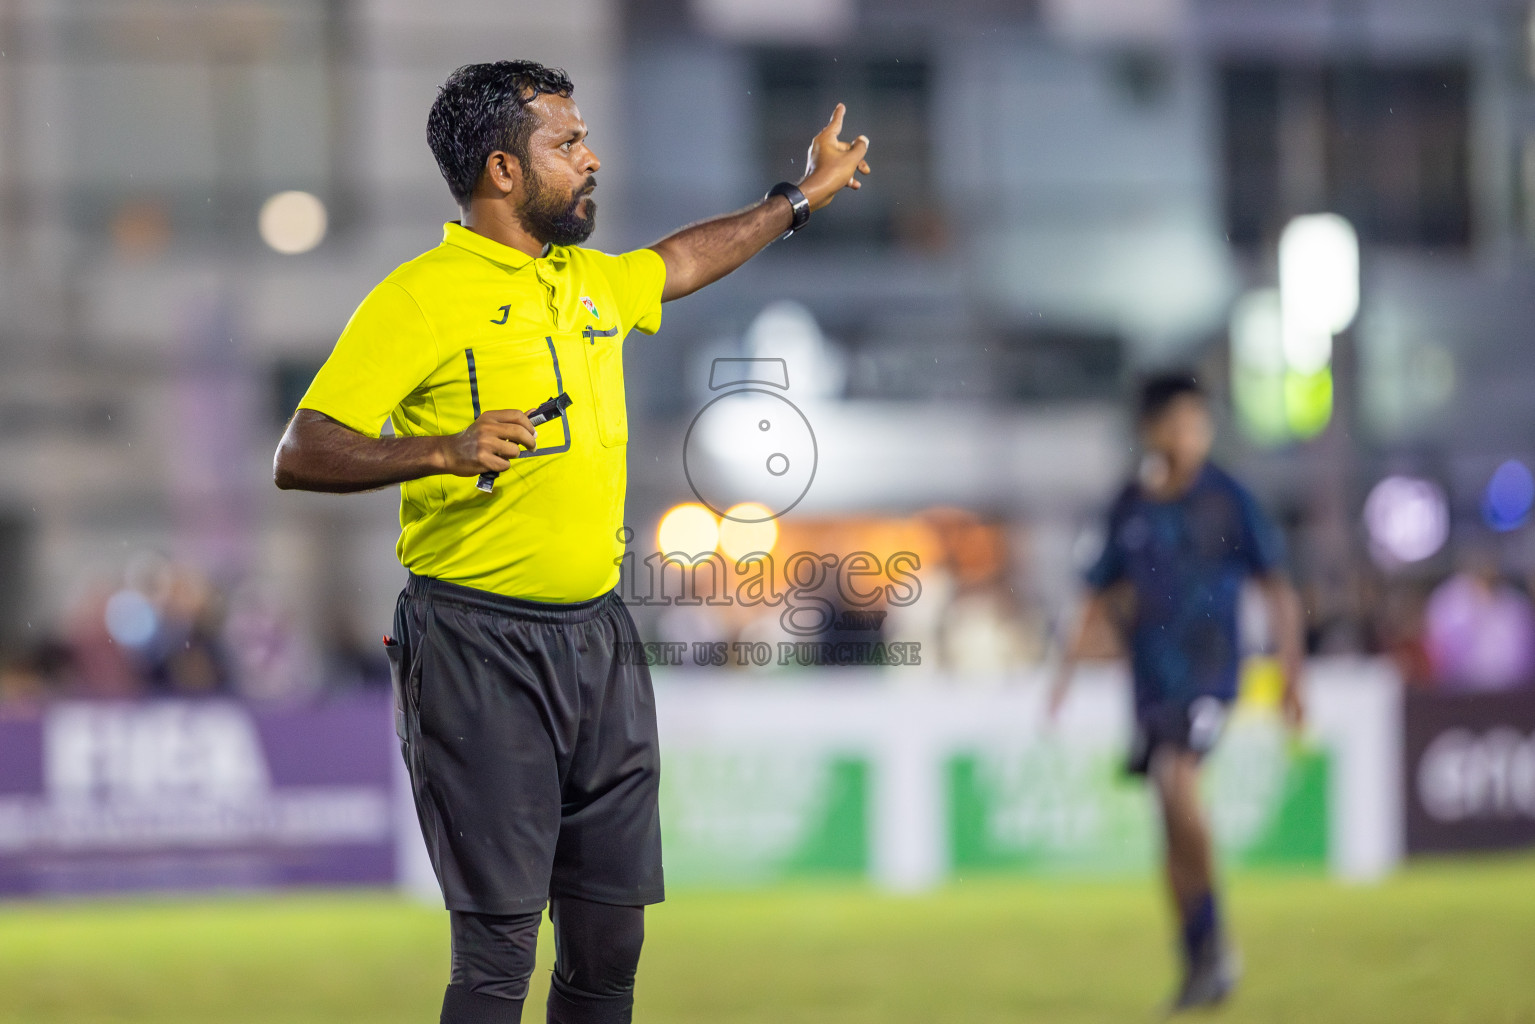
[297,281,438,437]
[1235,484,1287,576]
[1083,499,1128,591]
[587,248,666,336]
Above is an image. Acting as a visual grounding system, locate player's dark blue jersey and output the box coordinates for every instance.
[1085,462,1285,708]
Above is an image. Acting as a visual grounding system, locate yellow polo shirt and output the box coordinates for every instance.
[298,222,665,602]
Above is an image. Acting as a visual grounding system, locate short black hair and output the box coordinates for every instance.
[426,60,575,206]
[1137,371,1205,423]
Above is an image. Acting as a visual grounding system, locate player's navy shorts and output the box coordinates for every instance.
[1127,694,1232,776]
[384,573,664,914]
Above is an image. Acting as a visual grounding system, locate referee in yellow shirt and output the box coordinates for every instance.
[273,61,870,1024]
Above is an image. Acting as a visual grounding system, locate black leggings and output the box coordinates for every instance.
[440,896,645,1024]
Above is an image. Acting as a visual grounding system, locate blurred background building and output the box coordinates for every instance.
[0,0,1533,700]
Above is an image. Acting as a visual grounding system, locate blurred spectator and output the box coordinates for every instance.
[0,640,70,712]
[0,554,402,706]
[321,612,393,692]
[923,508,1044,678]
[64,581,145,698]
[223,581,320,700]
[65,554,235,698]
[1424,563,1535,691]
[129,558,231,695]
[1373,580,1434,688]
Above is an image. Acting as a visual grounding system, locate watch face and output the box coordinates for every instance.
[768,183,808,230]
[793,198,810,227]
[683,387,818,522]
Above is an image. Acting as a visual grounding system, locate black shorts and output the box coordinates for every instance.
[385,574,664,914]
[1126,695,1232,776]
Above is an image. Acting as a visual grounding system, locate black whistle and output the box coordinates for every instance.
[477,392,574,494]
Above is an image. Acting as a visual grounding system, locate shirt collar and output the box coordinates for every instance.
[441,222,568,269]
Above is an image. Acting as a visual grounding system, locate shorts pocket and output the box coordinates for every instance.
[384,637,407,741]
[582,328,628,447]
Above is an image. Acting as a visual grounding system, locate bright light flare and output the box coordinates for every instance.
[718,503,778,561]
[1230,289,1285,373]
[1484,459,1535,532]
[104,589,157,647]
[1364,475,1449,566]
[657,503,720,558]
[1279,214,1359,373]
[259,190,328,254]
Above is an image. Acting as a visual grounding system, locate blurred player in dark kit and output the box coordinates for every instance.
[1050,372,1305,1012]
[273,60,870,1023]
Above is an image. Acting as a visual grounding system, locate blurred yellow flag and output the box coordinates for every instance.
[1238,655,1285,711]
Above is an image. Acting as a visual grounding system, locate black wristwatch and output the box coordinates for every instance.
[765,181,810,240]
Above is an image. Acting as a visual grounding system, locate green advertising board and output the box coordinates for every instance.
[660,749,870,884]
[949,714,1329,876]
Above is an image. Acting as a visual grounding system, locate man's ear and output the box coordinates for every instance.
[482,150,522,198]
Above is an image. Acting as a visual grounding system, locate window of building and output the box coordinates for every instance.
[753,49,937,250]
[56,0,345,246]
[1221,60,1471,250]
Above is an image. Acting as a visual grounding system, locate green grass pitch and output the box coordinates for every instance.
[1,855,1532,1023]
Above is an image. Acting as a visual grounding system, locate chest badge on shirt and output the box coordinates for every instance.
[581,295,600,319]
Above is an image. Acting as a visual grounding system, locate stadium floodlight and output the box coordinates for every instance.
[104,588,157,647]
[259,190,328,254]
[1230,289,1288,444]
[658,503,721,559]
[1279,214,1359,373]
[1364,475,1449,566]
[718,503,778,562]
[1280,322,1333,377]
[1483,459,1535,532]
[1230,289,1285,374]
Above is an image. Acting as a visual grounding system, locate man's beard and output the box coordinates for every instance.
[520,172,597,247]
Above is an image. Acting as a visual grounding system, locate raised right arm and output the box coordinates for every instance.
[273,408,537,493]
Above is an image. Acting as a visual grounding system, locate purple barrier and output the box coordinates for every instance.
[0,694,400,898]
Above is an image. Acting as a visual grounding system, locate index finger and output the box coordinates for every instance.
[481,408,534,431]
